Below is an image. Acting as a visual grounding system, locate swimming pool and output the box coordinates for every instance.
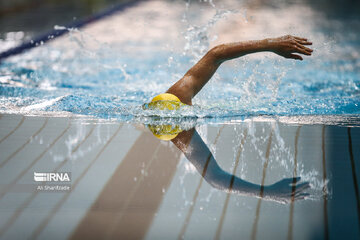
[1,0,359,123]
[0,0,360,239]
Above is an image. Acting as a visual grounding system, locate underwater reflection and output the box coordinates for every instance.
[147,124,310,204]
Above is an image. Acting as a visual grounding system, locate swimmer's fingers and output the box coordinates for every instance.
[296,182,310,190]
[295,42,313,52]
[293,36,308,41]
[292,182,311,194]
[294,192,310,200]
[293,45,312,56]
[296,39,312,45]
[271,35,312,60]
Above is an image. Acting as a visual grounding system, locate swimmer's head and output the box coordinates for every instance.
[143,93,185,110]
[147,124,183,141]
[143,93,185,140]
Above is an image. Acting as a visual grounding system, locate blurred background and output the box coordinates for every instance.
[0,0,359,59]
[0,0,132,41]
[1,0,360,38]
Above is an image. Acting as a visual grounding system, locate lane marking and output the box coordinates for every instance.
[287,126,301,240]
[0,116,25,145]
[0,118,48,168]
[251,129,273,240]
[215,128,248,240]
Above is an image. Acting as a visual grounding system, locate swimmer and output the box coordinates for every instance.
[146,35,312,108]
[146,35,313,203]
[166,35,312,105]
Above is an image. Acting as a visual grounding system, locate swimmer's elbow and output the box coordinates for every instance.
[208,44,227,64]
[203,171,232,192]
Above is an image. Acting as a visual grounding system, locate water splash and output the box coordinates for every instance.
[0,0,359,126]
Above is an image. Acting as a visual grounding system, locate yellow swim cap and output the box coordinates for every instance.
[145,93,185,110]
[151,93,181,102]
[147,124,183,141]
[144,93,186,140]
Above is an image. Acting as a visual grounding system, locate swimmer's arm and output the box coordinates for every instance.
[207,35,313,63]
[167,35,312,105]
[172,129,309,204]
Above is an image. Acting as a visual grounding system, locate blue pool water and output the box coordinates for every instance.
[0,1,359,125]
[1,2,360,239]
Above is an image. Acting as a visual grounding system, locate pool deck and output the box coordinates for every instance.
[0,114,359,239]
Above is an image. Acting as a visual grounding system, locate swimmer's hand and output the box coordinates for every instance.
[268,35,313,60]
[262,177,310,204]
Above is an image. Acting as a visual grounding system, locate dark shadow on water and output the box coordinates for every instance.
[157,125,311,204]
[146,121,360,239]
